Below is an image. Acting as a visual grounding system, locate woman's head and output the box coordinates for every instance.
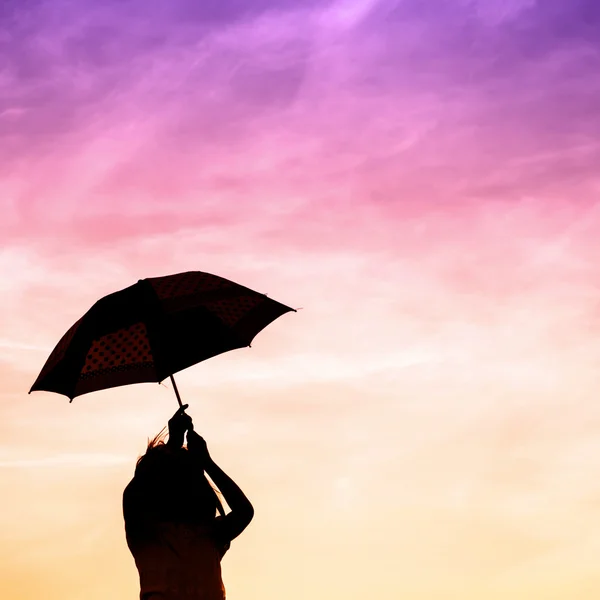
[133,431,220,524]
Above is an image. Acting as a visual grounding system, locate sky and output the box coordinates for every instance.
[2,0,600,598]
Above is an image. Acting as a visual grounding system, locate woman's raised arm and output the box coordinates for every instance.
[187,429,254,542]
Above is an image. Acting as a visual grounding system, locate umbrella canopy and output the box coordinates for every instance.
[30,271,295,401]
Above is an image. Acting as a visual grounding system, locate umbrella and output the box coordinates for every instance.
[29,271,295,405]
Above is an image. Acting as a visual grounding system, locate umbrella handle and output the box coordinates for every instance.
[169,374,184,408]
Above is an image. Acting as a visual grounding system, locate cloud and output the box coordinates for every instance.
[0,452,129,468]
[0,338,50,352]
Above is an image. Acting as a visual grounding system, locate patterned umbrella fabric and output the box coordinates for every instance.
[30,271,295,401]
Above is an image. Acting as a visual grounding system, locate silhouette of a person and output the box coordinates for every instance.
[123,406,254,600]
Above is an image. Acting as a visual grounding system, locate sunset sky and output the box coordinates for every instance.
[2,0,600,598]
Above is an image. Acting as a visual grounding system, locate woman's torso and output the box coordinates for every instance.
[128,521,226,600]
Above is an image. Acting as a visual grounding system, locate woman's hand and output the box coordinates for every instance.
[187,428,211,466]
[167,405,191,448]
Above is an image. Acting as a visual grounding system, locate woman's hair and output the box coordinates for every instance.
[131,429,223,524]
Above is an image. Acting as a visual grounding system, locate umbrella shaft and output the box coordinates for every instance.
[170,374,184,408]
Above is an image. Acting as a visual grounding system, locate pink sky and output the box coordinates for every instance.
[2,1,600,598]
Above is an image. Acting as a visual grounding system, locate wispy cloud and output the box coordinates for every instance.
[0,452,129,468]
[0,339,50,352]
